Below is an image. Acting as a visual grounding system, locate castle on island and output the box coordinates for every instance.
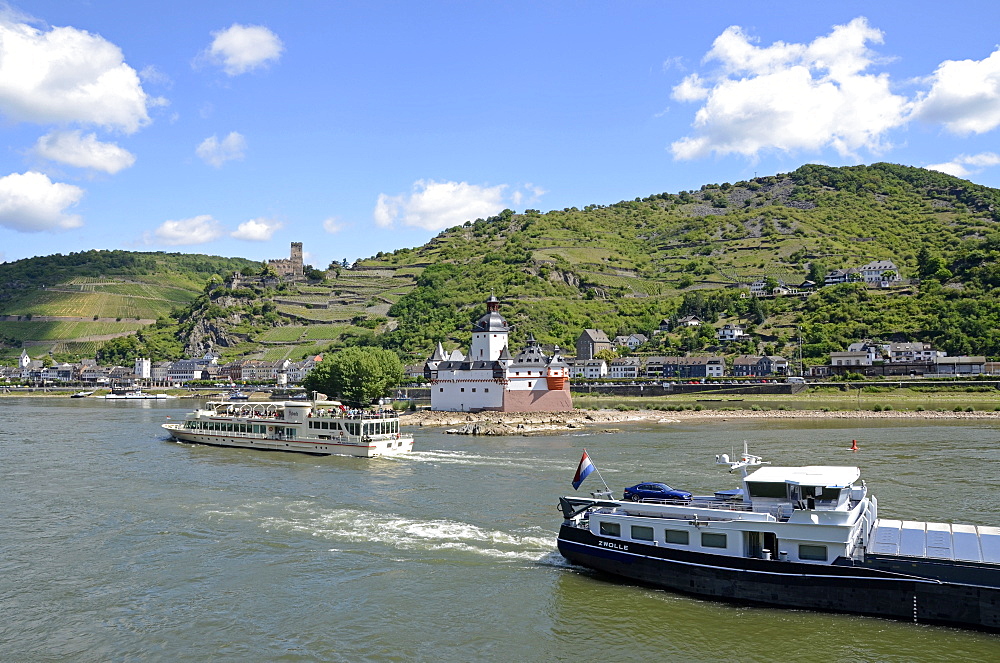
[423,295,572,412]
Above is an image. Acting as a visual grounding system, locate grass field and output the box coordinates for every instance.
[257,326,308,342]
[276,304,362,322]
[3,290,178,319]
[571,386,1000,413]
[302,325,349,340]
[0,320,146,341]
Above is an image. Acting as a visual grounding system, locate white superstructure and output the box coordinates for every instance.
[163,399,413,458]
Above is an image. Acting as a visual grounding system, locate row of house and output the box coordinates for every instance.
[565,354,789,380]
[577,323,750,359]
[830,341,944,366]
[825,260,901,286]
[822,340,990,376]
[745,260,903,298]
[3,350,321,386]
[575,329,649,359]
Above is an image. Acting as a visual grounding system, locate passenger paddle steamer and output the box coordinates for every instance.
[558,445,1000,631]
[163,398,413,458]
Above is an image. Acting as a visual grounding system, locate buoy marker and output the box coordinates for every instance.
[850,439,858,452]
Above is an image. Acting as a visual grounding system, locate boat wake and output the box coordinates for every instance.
[258,500,556,563]
[403,449,569,471]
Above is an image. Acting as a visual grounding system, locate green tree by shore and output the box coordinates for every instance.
[303,347,404,406]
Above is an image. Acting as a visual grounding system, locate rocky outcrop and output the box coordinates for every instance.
[184,315,248,355]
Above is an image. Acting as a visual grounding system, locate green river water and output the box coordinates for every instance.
[1,398,998,661]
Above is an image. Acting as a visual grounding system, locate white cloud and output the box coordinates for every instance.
[671,74,709,102]
[0,171,84,232]
[511,183,546,208]
[139,64,171,88]
[204,24,283,76]
[913,49,1000,134]
[925,152,1000,178]
[231,217,282,241]
[196,131,246,167]
[670,18,910,160]
[322,217,346,234]
[152,214,224,246]
[33,130,136,174]
[373,180,508,231]
[0,18,154,133]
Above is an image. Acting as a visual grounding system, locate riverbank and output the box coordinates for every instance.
[401,407,1000,435]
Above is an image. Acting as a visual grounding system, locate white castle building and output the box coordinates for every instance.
[424,295,572,412]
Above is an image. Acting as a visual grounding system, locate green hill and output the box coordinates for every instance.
[365,163,1000,362]
[5,163,1000,366]
[0,250,260,360]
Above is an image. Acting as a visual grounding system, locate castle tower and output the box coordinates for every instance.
[469,294,509,361]
[290,242,303,278]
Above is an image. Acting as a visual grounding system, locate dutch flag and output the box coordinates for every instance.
[572,449,595,490]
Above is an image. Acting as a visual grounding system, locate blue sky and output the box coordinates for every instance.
[3,1,1000,267]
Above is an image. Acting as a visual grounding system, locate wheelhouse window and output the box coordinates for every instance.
[664,529,689,545]
[701,532,727,549]
[630,525,654,541]
[799,544,828,561]
[747,482,787,498]
[599,521,621,537]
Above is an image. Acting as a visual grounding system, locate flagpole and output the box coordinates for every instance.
[584,448,612,493]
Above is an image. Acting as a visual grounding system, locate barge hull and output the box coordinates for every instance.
[558,525,1000,631]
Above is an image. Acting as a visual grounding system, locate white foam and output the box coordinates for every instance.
[259,502,557,562]
[402,449,569,471]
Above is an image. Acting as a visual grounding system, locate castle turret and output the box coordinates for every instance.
[470,294,509,361]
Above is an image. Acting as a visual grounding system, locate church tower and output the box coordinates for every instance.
[469,294,509,361]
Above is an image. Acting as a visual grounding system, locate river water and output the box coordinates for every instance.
[2,398,999,662]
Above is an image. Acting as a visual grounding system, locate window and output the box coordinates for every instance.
[439,388,443,392]
[799,544,828,561]
[472,388,476,392]
[460,388,465,392]
[631,525,654,541]
[664,529,689,545]
[484,388,489,393]
[701,532,727,549]
[599,521,621,537]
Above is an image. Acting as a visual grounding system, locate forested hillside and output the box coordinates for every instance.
[366,163,1000,362]
[0,251,261,361]
[5,163,1000,365]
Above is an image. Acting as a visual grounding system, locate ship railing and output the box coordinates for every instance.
[632,497,754,513]
[309,409,399,420]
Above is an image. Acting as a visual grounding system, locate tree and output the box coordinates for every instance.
[594,348,618,362]
[302,347,404,406]
[807,261,826,284]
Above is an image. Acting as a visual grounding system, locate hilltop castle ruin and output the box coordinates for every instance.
[268,242,304,281]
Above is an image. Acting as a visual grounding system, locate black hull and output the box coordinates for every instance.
[558,525,1000,632]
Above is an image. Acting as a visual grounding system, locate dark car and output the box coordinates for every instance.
[623,482,692,502]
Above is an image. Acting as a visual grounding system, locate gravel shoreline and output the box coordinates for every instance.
[401,408,1000,435]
